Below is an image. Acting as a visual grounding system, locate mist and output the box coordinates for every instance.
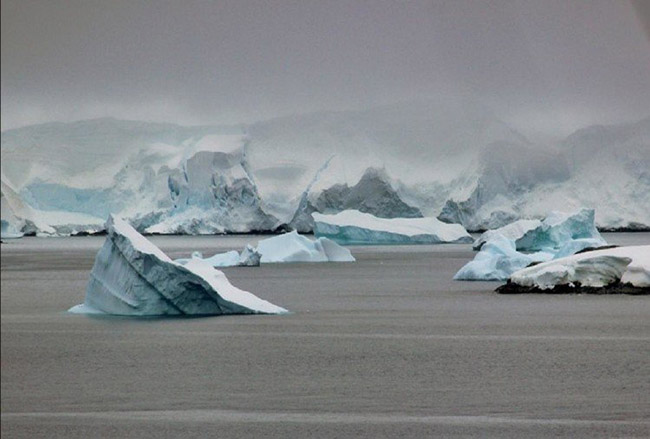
[2,0,649,141]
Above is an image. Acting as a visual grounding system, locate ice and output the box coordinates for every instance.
[508,246,650,290]
[456,209,609,281]
[69,215,287,316]
[1,219,23,239]
[2,112,648,236]
[514,209,607,252]
[313,210,472,245]
[454,235,553,281]
[256,230,355,263]
[239,244,262,266]
[473,219,542,250]
[177,245,262,268]
[182,233,352,266]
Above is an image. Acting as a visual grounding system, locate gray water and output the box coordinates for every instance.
[2,233,650,438]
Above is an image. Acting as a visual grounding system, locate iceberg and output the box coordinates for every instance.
[256,231,355,263]
[69,215,287,316]
[515,209,606,252]
[472,219,541,250]
[455,209,609,281]
[313,210,472,245]
[177,245,262,268]
[498,245,650,293]
[1,219,24,239]
[454,235,554,281]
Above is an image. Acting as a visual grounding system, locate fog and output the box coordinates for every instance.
[2,0,649,141]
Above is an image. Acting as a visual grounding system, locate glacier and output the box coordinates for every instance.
[313,210,472,245]
[69,215,287,316]
[455,209,609,281]
[1,107,649,236]
[498,246,650,293]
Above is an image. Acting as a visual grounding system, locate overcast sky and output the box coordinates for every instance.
[2,0,649,140]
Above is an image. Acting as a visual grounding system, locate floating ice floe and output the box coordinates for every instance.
[69,215,287,316]
[498,245,650,293]
[312,210,472,245]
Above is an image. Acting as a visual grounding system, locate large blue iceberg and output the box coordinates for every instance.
[69,215,287,316]
[456,209,608,281]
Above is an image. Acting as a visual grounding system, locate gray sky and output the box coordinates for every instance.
[2,0,649,140]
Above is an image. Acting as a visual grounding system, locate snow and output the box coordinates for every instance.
[454,235,553,281]
[473,219,541,250]
[509,246,650,289]
[455,209,609,281]
[515,209,607,252]
[256,231,355,263]
[2,112,648,236]
[69,215,287,316]
[313,210,472,245]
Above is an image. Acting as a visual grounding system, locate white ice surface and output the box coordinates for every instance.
[313,210,472,244]
[473,219,541,250]
[456,209,609,281]
[454,235,553,281]
[256,231,355,263]
[69,215,287,316]
[509,245,650,289]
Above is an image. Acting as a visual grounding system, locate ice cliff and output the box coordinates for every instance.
[2,106,648,236]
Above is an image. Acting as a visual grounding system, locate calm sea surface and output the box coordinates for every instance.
[2,233,649,438]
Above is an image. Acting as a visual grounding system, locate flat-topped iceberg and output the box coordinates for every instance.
[498,246,650,294]
[69,215,287,316]
[456,209,609,281]
[313,210,472,245]
[454,235,553,281]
